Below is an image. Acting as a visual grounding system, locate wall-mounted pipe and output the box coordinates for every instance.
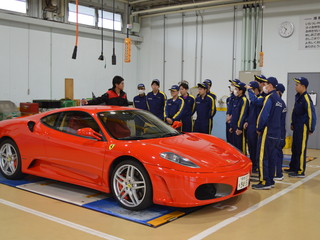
[194,13,198,86]
[163,15,166,92]
[241,6,246,71]
[132,0,242,16]
[250,6,256,70]
[58,0,65,18]
[246,6,251,70]
[137,0,283,19]
[232,6,237,80]
[181,13,185,81]
[200,13,204,82]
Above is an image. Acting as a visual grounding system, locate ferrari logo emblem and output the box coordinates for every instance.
[109,144,115,150]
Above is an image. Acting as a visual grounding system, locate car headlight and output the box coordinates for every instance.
[160,152,199,168]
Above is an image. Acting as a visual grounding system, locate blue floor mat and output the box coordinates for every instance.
[0,173,199,227]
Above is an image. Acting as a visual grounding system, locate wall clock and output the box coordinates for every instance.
[278,21,294,38]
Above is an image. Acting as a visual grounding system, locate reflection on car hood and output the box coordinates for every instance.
[143,133,248,171]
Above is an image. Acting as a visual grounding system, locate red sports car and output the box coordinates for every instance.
[0,106,251,210]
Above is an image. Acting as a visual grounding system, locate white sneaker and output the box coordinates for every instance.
[274,176,284,181]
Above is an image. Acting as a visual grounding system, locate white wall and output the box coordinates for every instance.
[0,0,320,106]
[137,0,320,101]
[0,16,139,106]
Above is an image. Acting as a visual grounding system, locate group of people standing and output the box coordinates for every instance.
[82,74,316,190]
[226,75,316,190]
[133,78,217,133]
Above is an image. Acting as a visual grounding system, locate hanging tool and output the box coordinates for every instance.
[112,0,116,65]
[98,0,104,61]
[124,0,131,63]
[72,0,78,59]
[259,0,264,67]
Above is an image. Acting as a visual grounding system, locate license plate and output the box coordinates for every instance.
[237,173,249,190]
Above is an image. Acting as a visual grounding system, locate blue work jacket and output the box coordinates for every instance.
[133,94,148,110]
[230,95,249,131]
[164,97,185,121]
[195,94,215,120]
[181,94,195,118]
[291,91,316,133]
[256,90,283,138]
[147,91,167,120]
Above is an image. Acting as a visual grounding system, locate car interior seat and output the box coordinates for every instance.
[67,115,90,134]
[105,114,131,138]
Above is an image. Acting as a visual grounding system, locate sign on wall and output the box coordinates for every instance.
[299,15,320,50]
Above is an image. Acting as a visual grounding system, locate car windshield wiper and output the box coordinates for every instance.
[118,136,147,140]
[157,132,181,138]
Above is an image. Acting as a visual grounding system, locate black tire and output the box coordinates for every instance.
[0,139,25,180]
[111,159,153,210]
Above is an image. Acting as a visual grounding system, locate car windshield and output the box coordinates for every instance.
[98,110,182,140]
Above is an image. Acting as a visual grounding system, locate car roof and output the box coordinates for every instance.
[37,106,137,116]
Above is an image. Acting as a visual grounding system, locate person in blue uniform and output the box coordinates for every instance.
[179,82,195,132]
[226,79,240,145]
[146,79,167,120]
[133,83,148,110]
[203,79,217,117]
[286,77,316,178]
[164,85,185,128]
[244,81,263,173]
[229,82,249,153]
[252,77,283,190]
[274,83,287,181]
[194,82,215,134]
[245,75,268,107]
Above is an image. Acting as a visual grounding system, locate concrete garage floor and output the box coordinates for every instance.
[1,149,320,240]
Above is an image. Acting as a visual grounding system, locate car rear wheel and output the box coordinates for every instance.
[111,160,152,210]
[0,139,25,179]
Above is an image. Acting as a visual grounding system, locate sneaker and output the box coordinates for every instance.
[284,169,294,173]
[288,172,305,178]
[252,183,271,190]
[274,176,284,181]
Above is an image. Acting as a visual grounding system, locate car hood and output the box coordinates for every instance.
[138,133,250,172]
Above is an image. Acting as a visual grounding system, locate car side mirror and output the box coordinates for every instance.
[77,128,102,140]
[172,121,182,129]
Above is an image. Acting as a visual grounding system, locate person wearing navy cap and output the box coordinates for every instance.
[244,81,263,173]
[164,85,185,128]
[146,79,167,120]
[194,82,215,134]
[273,83,287,181]
[179,82,195,132]
[133,83,148,110]
[226,79,241,144]
[204,79,217,131]
[252,77,283,190]
[286,77,316,178]
[229,82,249,153]
[245,74,268,107]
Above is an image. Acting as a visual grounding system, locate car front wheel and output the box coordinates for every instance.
[0,139,25,180]
[111,160,152,210]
